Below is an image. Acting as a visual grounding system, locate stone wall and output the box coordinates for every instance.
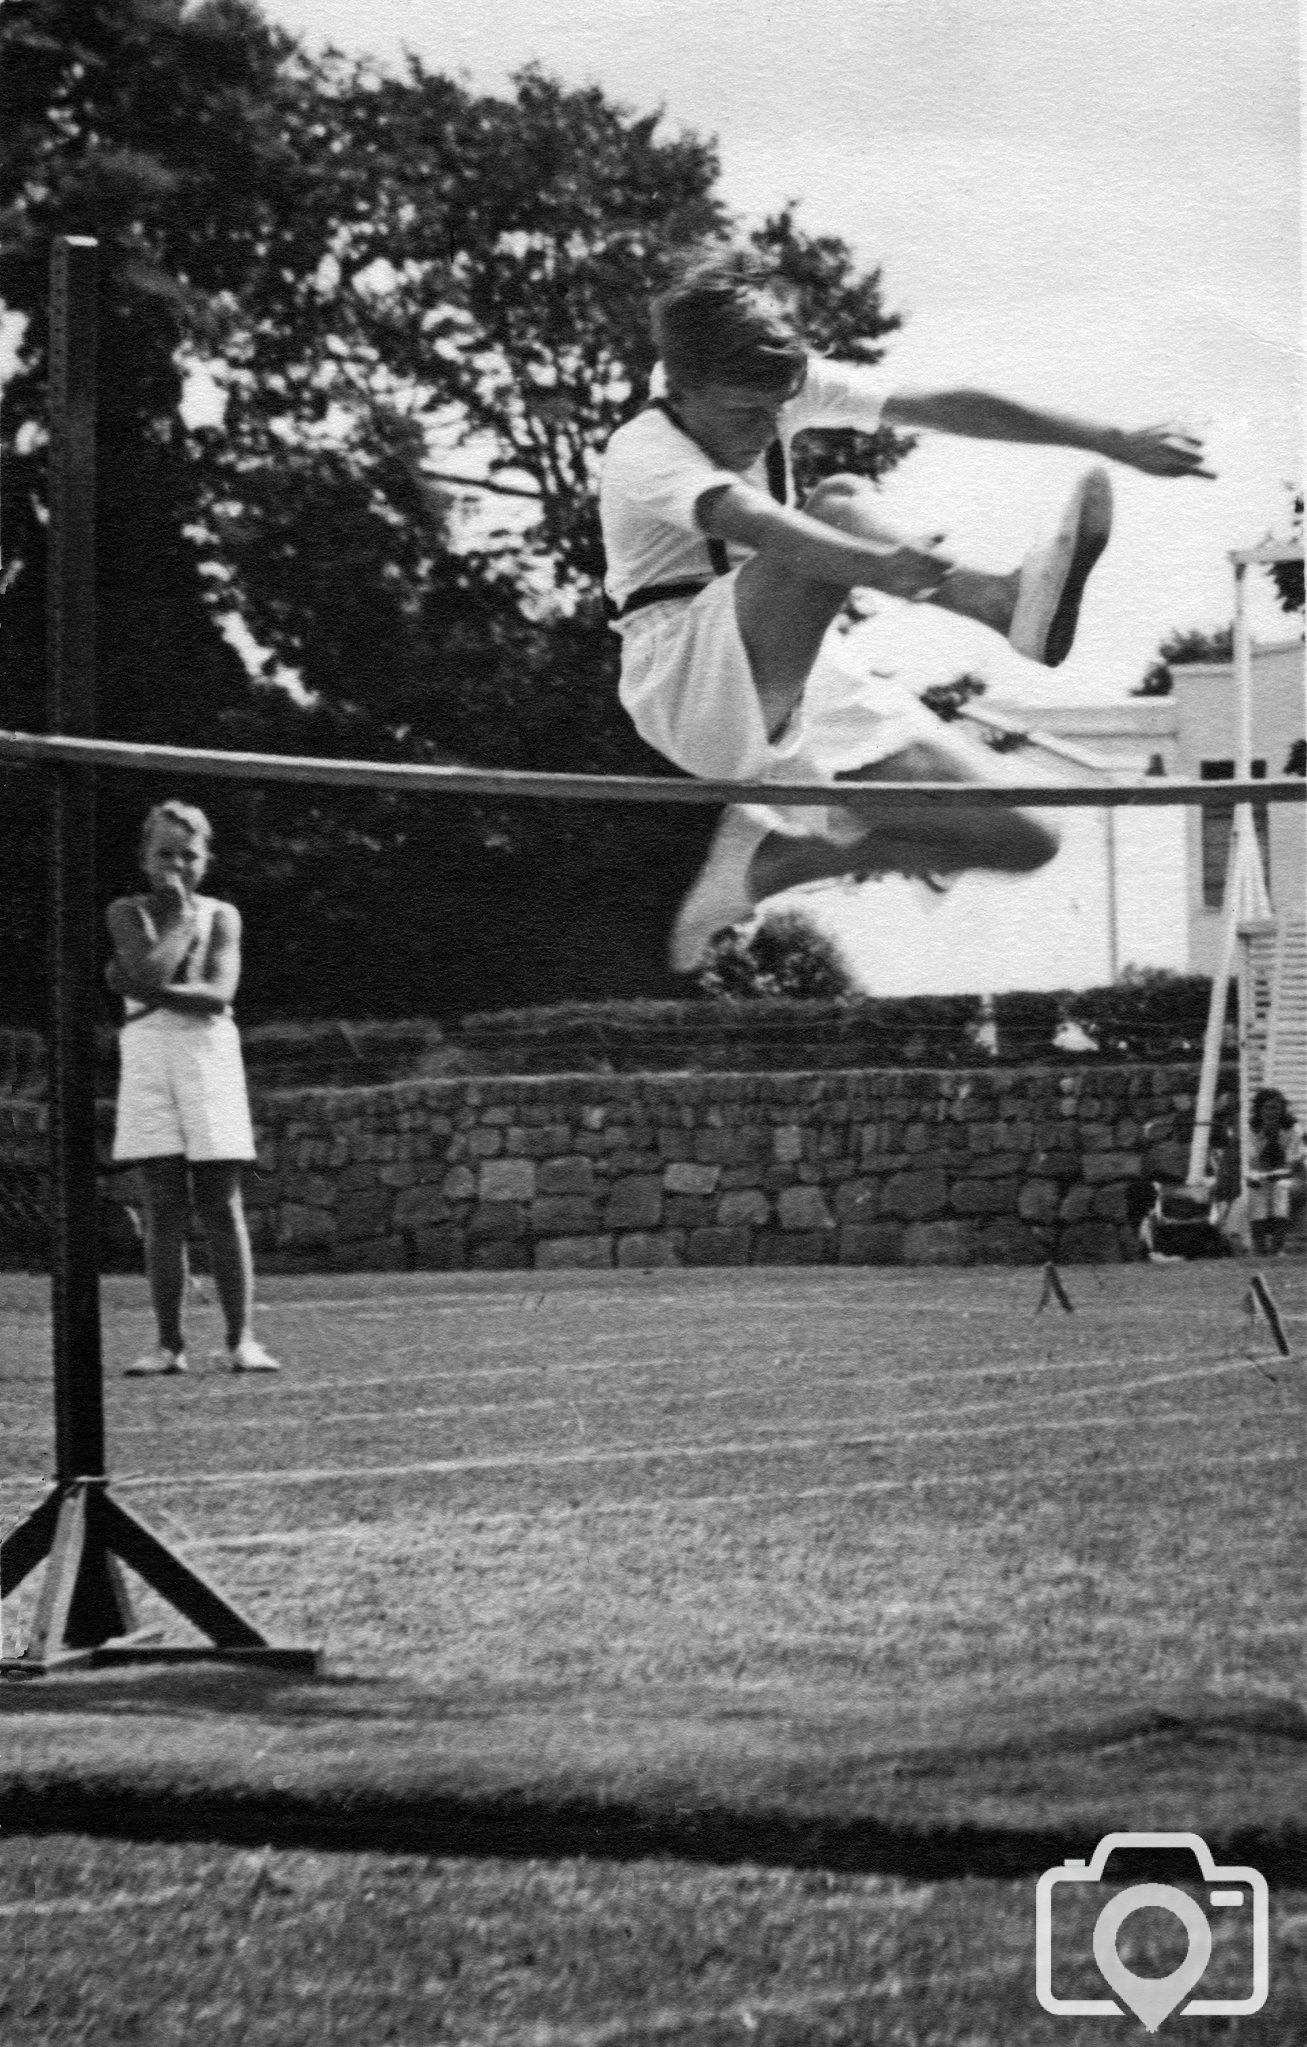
[2,1065,1202,1271]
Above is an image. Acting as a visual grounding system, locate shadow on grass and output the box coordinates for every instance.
[3,1664,1305,1884]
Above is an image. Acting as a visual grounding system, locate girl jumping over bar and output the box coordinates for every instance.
[599,250,1212,971]
[107,800,280,1376]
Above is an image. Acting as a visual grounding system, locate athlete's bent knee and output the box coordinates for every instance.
[800,473,870,531]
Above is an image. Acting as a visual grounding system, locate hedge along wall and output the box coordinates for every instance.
[2,1064,1202,1272]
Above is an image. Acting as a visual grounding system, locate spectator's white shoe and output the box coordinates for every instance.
[1009,468,1113,667]
[669,808,770,974]
[124,1347,187,1377]
[227,1337,281,1374]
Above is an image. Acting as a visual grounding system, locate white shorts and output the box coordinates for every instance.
[615,571,944,844]
[1246,1178,1295,1223]
[113,1010,256,1163]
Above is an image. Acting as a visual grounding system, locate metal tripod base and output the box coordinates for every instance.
[1,1479,320,1677]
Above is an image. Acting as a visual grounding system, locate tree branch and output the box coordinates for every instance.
[425,469,542,501]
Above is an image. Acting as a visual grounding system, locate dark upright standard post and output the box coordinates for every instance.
[46,236,107,1489]
[22,235,137,1651]
[0,237,317,1675]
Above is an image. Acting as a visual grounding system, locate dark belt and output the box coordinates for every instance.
[608,577,714,621]
[606,399,787,623]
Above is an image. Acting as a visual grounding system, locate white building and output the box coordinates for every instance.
[1167,636,1305,975]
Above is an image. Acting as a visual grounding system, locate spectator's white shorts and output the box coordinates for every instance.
[615,571,943,845]
[113,1010,256,1163]
[1246,1178,1294,1223]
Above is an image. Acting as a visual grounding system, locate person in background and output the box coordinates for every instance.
[1244,1087,1306,1258]
[106,800,280,1375]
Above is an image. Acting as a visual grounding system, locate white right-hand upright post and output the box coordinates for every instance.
[1185,557,1262,1192]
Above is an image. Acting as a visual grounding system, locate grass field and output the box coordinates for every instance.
[2,1261,1305,2043]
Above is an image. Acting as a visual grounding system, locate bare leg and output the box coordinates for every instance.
[670,472,1083,971]
[733,473,1018,738]
[138,1156,191,1354]
[749,723,1060,903]
[928,567,1019,633]
[669,719,1062,974]
[191,1161,254,1350]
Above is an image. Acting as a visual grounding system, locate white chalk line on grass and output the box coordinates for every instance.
[108,1361,1297,1498]
[385,1352,1294,1437]
[69,1335,1271,1442]
[0,1886,201,1921]
[1,1386,1290,1509]
[177,1442,1304,1554]
[24,1341,1233,1445]
[251,1265,1299,1305]
[203,1345,1307,1433]
[81,1347,1294,1459]
[249,1280,1302,1327]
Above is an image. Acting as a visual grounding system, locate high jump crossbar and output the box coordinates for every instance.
[0,730,1301,810]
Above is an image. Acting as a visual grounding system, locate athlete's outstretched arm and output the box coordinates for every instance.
[881,387,1213,479]
[698,480,952,597]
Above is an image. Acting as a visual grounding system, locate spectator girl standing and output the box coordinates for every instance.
[107,800,280,1376]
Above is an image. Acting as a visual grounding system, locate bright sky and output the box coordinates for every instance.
[269,0,1302,705]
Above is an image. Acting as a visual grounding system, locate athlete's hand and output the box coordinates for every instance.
[155,874,195,924]
[861,521,954,599]
[1112,425,1214,479]
[882,543,956,599]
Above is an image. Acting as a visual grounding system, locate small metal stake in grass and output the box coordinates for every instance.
[1036,1262,1074,1314]
[1245,1272,1291,1359]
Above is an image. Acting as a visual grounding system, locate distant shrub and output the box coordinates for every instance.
[456,993,987,1072]
[457,974,1232,1074]
[1063,970,1227,1061]
[0,1019,466,1097]
[239,1019,466,1087]
[1,973,1234,1094]
[697,913,858,1001]
[992,991,1065,1063]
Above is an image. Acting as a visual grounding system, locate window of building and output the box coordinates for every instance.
[1200,760,1269,907]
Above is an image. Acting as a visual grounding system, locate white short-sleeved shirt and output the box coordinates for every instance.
[599,355,892,615]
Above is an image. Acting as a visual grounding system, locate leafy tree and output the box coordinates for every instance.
[1131,489,1300,706]
[1132,625,1234,699]
[0,0,298,1020]
[0,2,911,1022]
[697,912,858,1001]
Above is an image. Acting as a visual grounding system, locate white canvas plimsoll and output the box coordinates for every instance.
[123,1347,188,1377]
[1009,468,1114,667]
[226,1337,281,1374]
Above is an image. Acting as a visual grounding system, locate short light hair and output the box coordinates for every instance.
[140,799,212,862]
[651,248,806,397]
